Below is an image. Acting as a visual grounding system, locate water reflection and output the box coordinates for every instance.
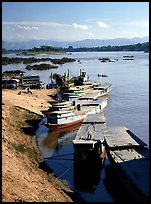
[74,157,105,192]
[42,123,82,150]
[104,165,136,203]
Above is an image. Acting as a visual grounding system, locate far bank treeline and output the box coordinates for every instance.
[2,42,149,55]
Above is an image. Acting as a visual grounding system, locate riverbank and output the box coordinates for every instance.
[2,89,80,202]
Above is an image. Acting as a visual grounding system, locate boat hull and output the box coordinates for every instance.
[45,117,85,131]
[97,89,111,98]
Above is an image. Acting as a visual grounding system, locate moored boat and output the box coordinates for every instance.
[44,109,88,131]
[93,83,112,97]
[73,112,107,163]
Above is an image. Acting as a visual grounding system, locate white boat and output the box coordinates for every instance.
[43,88,108,131]
[61,92,83,101]
[44,109,88,131]
[93,83,112,97]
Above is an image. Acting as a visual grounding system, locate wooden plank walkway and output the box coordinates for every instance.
[107,147,149,202]
[73,112,106,144]
[102,127,147,150]
[82,112,106,124]
[103,126,149,202]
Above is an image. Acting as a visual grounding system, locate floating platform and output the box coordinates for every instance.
[103,126,149,202]
[103,127,147,150]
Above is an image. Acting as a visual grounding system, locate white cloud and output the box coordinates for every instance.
[16,25,39,30]
[124,20,149,27]
[97,21,110,28]
[3,21,71,28]
[72,23,88,30]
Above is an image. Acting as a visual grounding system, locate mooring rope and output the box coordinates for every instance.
[43,153,74,160]
[58,162,73,179]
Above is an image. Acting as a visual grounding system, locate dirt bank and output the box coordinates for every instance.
[2,89,79,202]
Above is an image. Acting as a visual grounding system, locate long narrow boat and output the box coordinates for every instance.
[41,101,75,113]
[43,95,107,131]
[73,112,107,163]
[44,109,88,131]
[76,97,108,114]
[93,83,112,97]
[42,87,108,131]
[61,92,84,101]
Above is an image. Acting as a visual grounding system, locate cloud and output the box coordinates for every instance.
[72,23,88,30]
[124,20,149,27]
[2,21,71,28]
[16,25,39,30]
[97,21,110,28]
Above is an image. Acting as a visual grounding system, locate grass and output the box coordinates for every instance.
[11,143,33,154]
[16,121,26,128]
[24,111,39,120]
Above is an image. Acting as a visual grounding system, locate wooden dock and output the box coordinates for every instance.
[73,112,106,143]
[102,127,147,150]
[103,126,149,202]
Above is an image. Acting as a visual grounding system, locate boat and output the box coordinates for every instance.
[93,83,112,97]
[73,112,107,164]
[42,93,107,131]
[44,109,88,131]
[61,92,84,101]
[42,101,75,113]
[75,94,108,114]
[98,74,108,77]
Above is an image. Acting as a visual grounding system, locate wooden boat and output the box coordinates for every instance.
[44,109,88,131]
[73,113,107,163]
[103,127,149,202]
[42,101,75,113]
[98,74,108,77]
[43,96,107,131]
[93,83,112,97]
[76,96,108,114]
[61,92,83,101]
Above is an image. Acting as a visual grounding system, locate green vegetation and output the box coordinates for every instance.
[2,56,76,65]
[26,63,58,70]
[11,143,33,154]
[16,121,26,128]
[64,42,149,52]
[24,111,38,120]
[2,42,149,55]
[28,45,65,53]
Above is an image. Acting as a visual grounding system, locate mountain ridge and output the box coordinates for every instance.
[2,36,149,50]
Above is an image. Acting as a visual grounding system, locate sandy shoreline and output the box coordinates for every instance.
[2,88,58,116]
[2,88,81,202]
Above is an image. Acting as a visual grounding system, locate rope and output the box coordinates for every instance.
[43,153,73,160]
[44,158,73,161]
[58,162,73,179]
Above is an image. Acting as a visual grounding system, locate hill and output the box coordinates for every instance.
[2,36,149,50]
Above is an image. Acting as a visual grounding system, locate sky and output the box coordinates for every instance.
[2,2,149,42]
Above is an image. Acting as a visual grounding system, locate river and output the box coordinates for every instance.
[2,51,149,202]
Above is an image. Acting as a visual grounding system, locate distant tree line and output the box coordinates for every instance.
[2,42,149,54]
[63,42,149,52]
[28,45,64,52]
